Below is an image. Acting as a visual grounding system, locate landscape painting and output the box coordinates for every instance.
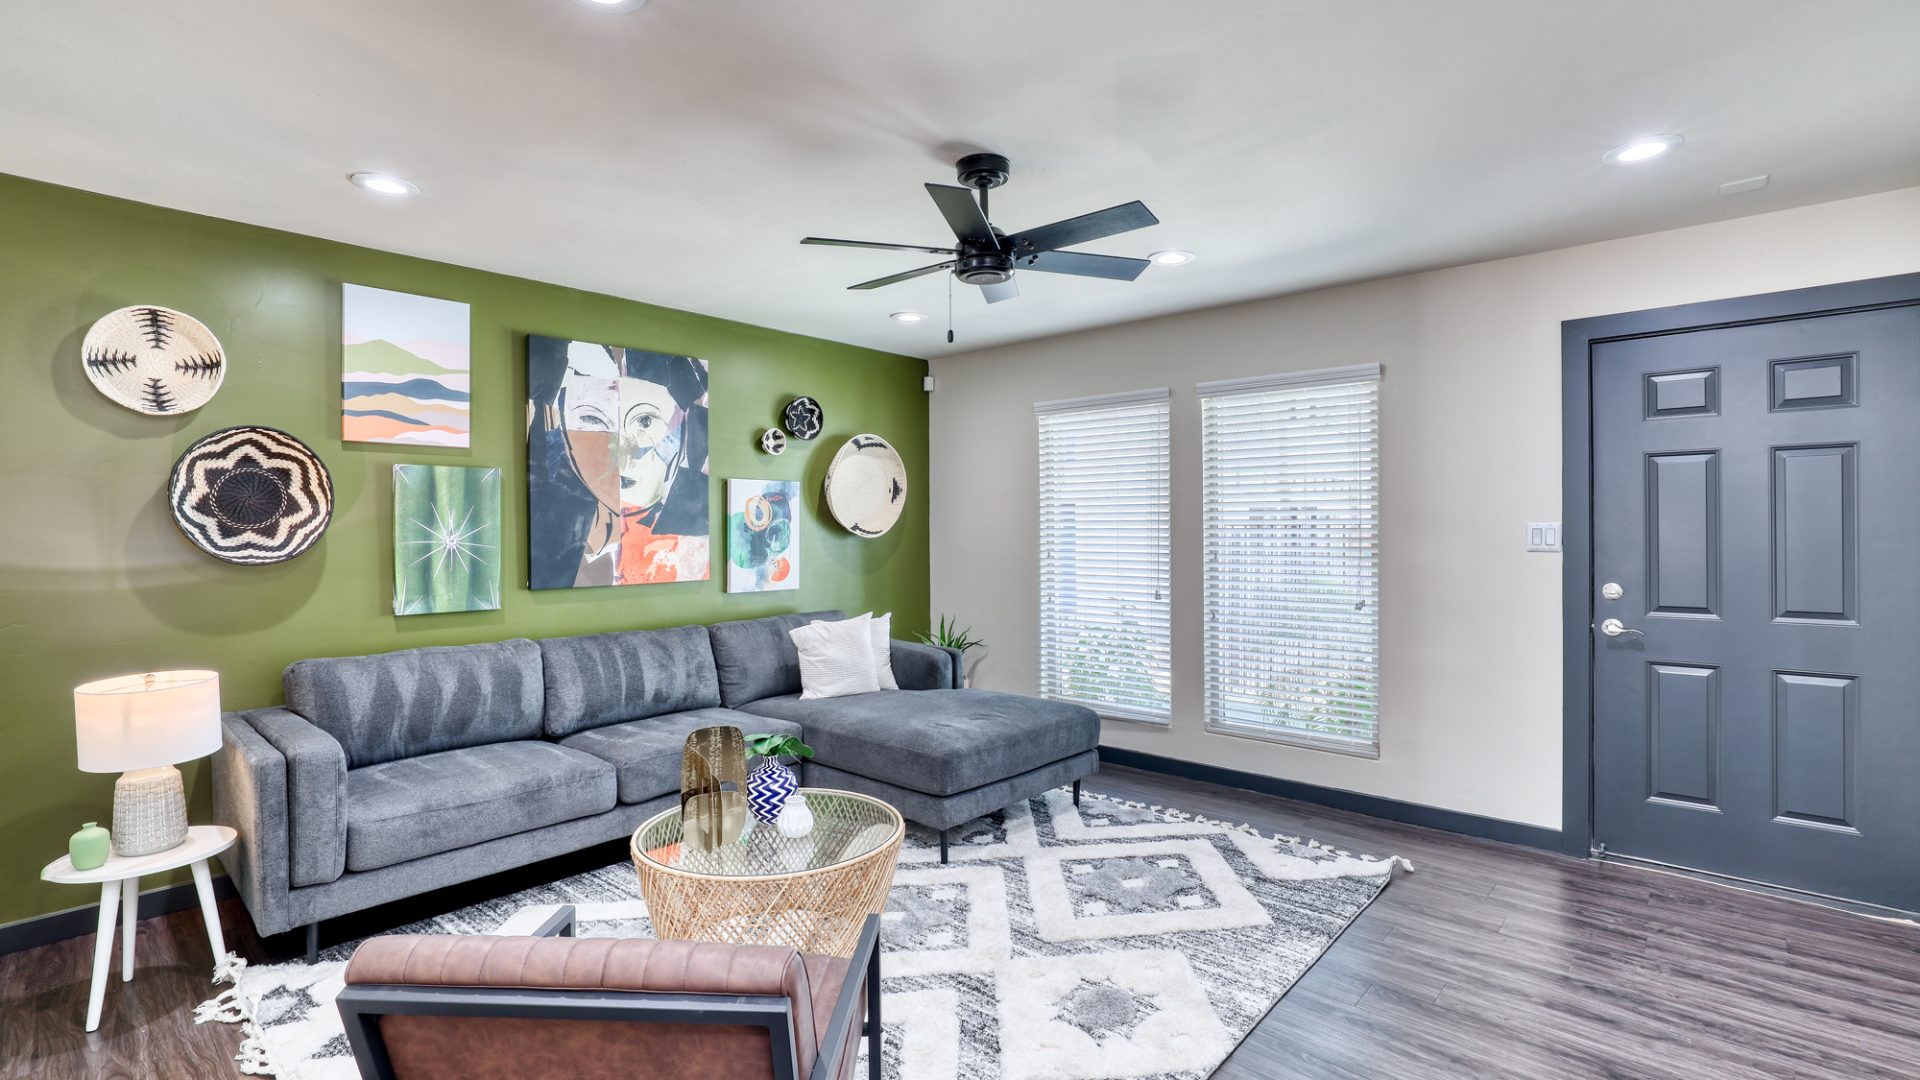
[727,478,799,593]
[343,283,471,446]
[526,334,709,590]
[393,464,501,615]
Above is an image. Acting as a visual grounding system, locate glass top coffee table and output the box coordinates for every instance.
[630,788,903,958]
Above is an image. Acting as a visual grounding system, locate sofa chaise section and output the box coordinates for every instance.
[710,611,1100,857]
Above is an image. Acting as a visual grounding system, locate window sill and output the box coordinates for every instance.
[1204,721,1380,759]
[1043,695,1169,727]
[1097,710,1170,728]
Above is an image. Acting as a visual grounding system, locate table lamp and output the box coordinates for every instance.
[74,670,221,857]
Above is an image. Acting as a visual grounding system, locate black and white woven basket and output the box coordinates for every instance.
[168,426,333,564]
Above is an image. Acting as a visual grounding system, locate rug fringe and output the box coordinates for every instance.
[1075,788,1413,875]
[196,951,286,1077]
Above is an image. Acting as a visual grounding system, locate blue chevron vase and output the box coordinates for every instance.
[747,758,799,825]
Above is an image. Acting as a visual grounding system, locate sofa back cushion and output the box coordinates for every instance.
[538,625,723,738]
[284,639,545,769]
[708,611,845,706]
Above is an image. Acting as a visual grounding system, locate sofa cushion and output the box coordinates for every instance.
[345,742,616,872]
[708,611,845,707]
[286,639,544,769]
[560,708,800,804]
[538,625,723,738]
[736,690,1100,798]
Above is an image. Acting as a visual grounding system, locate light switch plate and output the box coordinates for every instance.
[1527,521,1563,552]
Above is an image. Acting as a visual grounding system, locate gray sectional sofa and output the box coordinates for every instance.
[212,610,1099,959]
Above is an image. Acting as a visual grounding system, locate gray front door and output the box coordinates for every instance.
[1592,306,1920,911]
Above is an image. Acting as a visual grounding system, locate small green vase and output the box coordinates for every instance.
[69,822,111,871]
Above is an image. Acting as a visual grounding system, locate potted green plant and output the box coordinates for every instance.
[918,616,986,687]
[745,733,813,825]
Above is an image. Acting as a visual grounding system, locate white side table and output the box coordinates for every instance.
[40,824,236,1032]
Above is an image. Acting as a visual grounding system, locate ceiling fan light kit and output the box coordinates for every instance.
[800,152,1162,338]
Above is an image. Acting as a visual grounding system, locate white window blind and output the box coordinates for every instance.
[1036,389,1172,723]
[1200,365,1381,755]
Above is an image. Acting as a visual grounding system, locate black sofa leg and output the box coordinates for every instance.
[938,828,949,864]
[305,921,320,965]
[1073,779,1082,806]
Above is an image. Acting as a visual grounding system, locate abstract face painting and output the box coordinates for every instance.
[527,335,709,589]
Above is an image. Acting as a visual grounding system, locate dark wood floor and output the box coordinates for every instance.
[5,764,1918,1079]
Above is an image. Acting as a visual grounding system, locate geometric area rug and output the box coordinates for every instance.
[198,787,1407,1080]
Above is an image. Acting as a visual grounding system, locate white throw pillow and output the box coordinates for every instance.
[792,612,880,699]
[867,611,900,690]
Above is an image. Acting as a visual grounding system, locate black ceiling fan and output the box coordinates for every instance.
[800,153,1160,307]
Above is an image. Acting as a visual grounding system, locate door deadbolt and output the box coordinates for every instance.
[1600,582,1624,600]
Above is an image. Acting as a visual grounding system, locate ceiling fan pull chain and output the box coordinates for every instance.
[947,272,955,344]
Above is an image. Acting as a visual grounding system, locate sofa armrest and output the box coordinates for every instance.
[243,707,348,889]
[889,640,963,691]
[212,713,294,937]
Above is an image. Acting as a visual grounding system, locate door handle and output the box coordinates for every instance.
[1599,618,1644,638]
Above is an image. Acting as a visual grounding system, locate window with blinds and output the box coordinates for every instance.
[1200,365,1381,755]
[1036,389,1172,723]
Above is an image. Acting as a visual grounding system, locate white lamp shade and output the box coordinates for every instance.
[74,670,222,773]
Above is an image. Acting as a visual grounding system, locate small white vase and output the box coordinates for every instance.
[775,795,815,839]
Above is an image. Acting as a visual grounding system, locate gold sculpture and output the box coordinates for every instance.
[681,726,748,852]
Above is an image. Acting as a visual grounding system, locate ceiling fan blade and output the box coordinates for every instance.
[925,184,996,247]
[802,236,958,256]
[1007,200,1159,255]
[848,262,955,290]
[1019,250,1151,282]
[979,278,1019,304]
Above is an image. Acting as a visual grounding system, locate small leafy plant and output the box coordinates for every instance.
[747,733,814,762]
[918,615,984,655]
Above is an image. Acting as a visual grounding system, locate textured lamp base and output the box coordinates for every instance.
[112,766,189,857]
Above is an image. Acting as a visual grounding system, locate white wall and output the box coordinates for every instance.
[928,186,1920,830]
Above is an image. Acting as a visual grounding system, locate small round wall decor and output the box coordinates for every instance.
[782,396,824,441]
[760,428,788,455]
[169,426,334,564]
[82,305,226,415]
[824,434,907,538]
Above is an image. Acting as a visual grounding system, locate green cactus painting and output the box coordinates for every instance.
[393,464,502,615]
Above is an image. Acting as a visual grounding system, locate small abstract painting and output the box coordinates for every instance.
[343,284,471,446]
[393,464,501,615]
[526,334,710,590]
[726,479,800,593]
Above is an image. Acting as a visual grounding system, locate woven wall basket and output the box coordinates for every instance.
[823,433,907,538]
[169,426,333,564]
[81,305,226,415]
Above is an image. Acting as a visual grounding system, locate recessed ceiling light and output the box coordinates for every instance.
[890,311,926,323]
[1602,134,1684,166]
[573,0,646,10]
[1149,250,1195,266]
[349,172,418,197]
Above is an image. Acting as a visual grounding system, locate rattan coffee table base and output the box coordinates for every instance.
[631,788,904,958]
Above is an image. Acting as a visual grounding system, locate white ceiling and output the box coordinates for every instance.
[4,0,1918,358]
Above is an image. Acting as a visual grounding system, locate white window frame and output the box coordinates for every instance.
[1199,364,1382,757]
[1035,387,1173,724]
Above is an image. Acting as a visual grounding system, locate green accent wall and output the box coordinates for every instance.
[0,174,930,927]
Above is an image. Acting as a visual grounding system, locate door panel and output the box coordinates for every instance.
[1592,307,1920,910]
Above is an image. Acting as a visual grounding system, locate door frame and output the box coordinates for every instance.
[1559,271,1920,860]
